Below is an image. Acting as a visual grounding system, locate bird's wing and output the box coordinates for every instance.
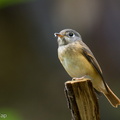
[81,46,103,79]
[81,46,109,92]
[82,45,108,93]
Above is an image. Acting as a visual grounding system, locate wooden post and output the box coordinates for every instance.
[64,78,100,120]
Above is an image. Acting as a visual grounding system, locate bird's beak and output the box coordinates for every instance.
[54,33,64,38]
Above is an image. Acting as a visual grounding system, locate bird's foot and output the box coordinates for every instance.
[72,75,91,81]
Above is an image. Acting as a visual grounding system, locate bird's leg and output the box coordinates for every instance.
[72,75,91,81]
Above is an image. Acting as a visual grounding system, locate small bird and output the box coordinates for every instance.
[54,29,120,107]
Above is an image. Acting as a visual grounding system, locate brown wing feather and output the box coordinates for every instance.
[81,46,109,92]
[82,47,103,78]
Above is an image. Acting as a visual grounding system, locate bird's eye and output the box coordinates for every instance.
[68,32,74,37]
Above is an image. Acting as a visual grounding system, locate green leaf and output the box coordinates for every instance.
[0,0,34,8]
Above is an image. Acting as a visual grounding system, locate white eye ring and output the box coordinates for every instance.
[68,32,75,37]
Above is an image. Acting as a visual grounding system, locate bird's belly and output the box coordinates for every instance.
[60,54,95,78]
[58,46,106,92]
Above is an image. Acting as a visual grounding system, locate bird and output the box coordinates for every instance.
[54,29,120,107]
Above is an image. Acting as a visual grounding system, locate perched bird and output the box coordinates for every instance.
[54,29,120,107]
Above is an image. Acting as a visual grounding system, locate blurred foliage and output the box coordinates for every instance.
[0,108,22,120]
[0,0,34,8]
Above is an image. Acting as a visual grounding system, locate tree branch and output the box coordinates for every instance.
[64,78,100,120]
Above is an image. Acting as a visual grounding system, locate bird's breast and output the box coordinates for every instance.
[58,45,95,78]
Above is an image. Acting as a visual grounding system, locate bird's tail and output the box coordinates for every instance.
[103,84,120,108]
